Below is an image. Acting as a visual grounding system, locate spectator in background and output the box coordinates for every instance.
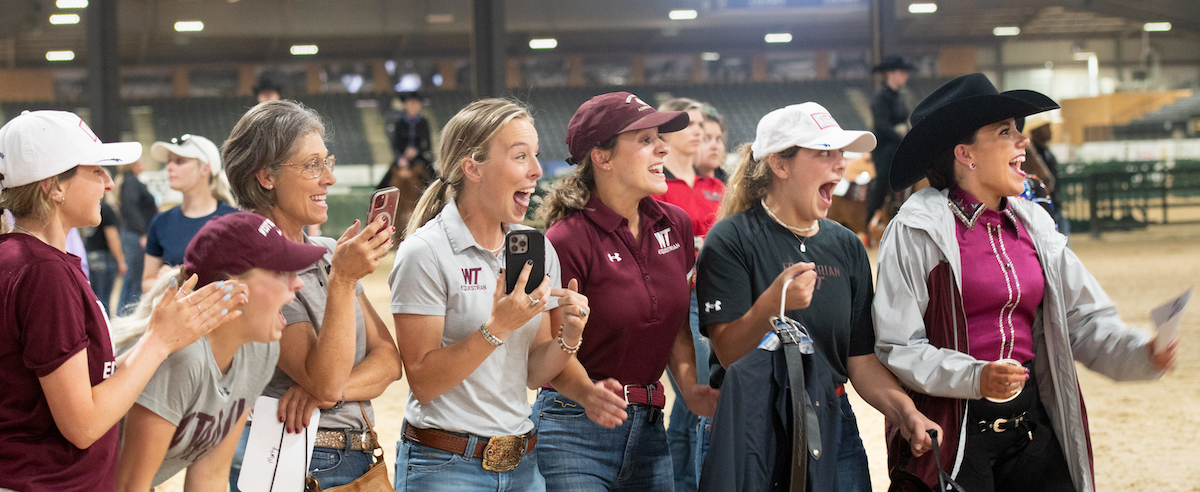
[1023,113,1069,236]
[142,134,237,294]
[85,198,126,314]
[697,105,729,184]
[867,56,914,241]
[382,92,435,189]
[654,97,726,492]
[253,78,282,104]
[117,159,160,314]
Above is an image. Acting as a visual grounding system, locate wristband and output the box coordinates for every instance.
[480,322,504,346]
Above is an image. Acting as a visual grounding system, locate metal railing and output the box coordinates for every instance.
[1059,161,1200,238]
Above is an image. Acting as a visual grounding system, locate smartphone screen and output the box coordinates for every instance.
[504,229,545,295]
[367,187,400,234]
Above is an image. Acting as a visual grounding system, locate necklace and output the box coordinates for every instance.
[761,199,817,252]
[10,224,43,241]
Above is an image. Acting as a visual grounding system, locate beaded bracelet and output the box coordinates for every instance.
[557,333,582,354]
[480,322,504,346]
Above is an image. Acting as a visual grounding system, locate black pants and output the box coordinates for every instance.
[865,148,895,225]
[955,361,1076,492]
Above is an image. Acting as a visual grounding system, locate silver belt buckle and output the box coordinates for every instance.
[991,417,1009,433]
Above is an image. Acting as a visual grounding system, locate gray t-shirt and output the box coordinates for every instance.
[137,336,279,486]
[389,200,561,436]
[262,235,372,430]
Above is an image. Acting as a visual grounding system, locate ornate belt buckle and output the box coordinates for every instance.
[482,435,526,472]
[991,417,1009,433]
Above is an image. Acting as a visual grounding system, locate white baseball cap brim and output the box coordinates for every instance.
[150,134,221,170]
[0,111,143,189]
[751,102,877,160]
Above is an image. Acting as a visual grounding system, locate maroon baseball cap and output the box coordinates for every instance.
[184,212,327,287]
[565,92,690,164]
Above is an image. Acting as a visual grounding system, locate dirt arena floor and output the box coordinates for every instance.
[158,221,1200,492]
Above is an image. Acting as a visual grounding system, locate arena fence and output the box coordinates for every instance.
[1060,160,1200,238]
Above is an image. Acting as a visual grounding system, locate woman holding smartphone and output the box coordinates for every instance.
[535,92,718,491]
[0,110,244,492]
[114,212,322,491]
[388,98,588,491]
[222,100,402,490]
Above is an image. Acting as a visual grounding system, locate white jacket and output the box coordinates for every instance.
[873,186,1162,491]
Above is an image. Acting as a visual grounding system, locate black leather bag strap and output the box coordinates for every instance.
[927,429,967,492]
[778,324,821,492]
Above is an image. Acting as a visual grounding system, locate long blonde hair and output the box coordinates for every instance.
[404,98,532,237]
[109,267,184,354]
[719,143,800,219]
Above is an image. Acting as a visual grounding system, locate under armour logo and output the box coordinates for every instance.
[704,300,722,313]
[607,252,622,262]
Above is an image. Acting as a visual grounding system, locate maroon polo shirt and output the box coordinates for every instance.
[0,233,119,492]
[653,169,726,239]
[546,195,695,386]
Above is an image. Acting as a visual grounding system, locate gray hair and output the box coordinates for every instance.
[223,100,326,212]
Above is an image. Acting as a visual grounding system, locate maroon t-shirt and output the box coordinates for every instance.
[0,233,119,492]
[546,196,695,385]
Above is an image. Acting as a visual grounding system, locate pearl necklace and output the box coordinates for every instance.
[761,200,819,252]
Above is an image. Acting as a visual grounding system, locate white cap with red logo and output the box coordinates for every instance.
[751,102,876,160]
[0,110,142,189]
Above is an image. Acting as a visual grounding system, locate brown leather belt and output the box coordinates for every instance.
[314,428,376,451]
[402,423,535,471]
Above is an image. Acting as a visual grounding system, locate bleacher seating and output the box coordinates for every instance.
[1114,92,1200,140]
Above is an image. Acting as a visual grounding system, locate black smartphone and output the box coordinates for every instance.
[504,229,545,295]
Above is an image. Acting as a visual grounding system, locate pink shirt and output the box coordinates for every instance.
[950,187,1041,363]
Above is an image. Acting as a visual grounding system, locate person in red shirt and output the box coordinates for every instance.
[537,92,719,491]
[0,110,246,492]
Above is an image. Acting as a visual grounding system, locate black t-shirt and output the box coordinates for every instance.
[84,202,119,252]
[696,203,876,386]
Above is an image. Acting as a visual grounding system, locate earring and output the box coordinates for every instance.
[968,162,976,169]
[266,184,273,190]
[55,195,65,203]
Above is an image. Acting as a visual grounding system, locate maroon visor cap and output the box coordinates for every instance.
[184,212,327,288]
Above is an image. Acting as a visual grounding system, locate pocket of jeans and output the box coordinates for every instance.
[538,396,588,422]
[405,443,458,473]
[309,448,343,474]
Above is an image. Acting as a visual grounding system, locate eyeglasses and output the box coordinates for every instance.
[171,134,193,145]
[281,155,336,179]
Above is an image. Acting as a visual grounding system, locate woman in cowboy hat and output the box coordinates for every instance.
[873,73,1177,491]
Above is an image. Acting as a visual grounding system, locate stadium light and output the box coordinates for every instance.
[290,45,319,56]
[701,52,720,61]
[56,0,87,8]
[46,51,75,61]
[49,14,80,25]
[669,10,698,20]
[1144,22,1171,32]
[529,38,558,49]
[993,26,1020,36]
[908,3,937,14]
[765,33,793,43]
[174,21,204,32]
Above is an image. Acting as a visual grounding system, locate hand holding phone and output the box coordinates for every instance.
[367,187,400,235]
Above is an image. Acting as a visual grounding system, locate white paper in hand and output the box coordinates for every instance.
[1150,286,1192,353]
[238,396,321,492]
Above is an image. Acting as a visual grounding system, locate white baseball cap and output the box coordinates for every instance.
[0,110,142,190]
[150,134,222,170]
[750,102,877,160]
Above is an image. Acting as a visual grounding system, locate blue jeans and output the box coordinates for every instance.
[666,291,710,492]
[310,446,374,488]
[87,250,118,314]
[116,229,145,315]
[834,393,871,492]
[532,389,673,492]
[394,435,543,491]
[228,426,250,492]
[693,415,712,480]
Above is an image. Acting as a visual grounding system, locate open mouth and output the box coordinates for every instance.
[311,194,328,207]
[818,181,837,205]
[514,186,535,208]
[649,163,665,177]
[1009,155,1028,177]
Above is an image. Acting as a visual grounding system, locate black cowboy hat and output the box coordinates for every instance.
[889,73,1059,191]
[873,56,915,73]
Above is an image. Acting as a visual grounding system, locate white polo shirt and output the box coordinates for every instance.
[388,200,561,437]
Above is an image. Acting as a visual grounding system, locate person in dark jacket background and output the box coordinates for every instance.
[380,92,435,189]
[116,158,159,315]
[866,56,914,239]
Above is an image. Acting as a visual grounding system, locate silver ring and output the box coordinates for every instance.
[528,295,540,308]
[579,308,588,318]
